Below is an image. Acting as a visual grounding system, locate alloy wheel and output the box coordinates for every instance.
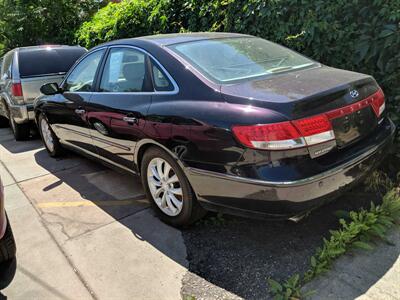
[147,157,183,216]
[40,117,54,152]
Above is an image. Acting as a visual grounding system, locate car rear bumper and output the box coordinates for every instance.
[9,103,35,124]
[186,118,396,219]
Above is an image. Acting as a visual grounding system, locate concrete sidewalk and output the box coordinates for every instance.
[1,128,187,300]
[303,230,400,300]
[1,167,93,299]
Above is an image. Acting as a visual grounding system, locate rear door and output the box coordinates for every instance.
[47,49,105,156]
[85,46,154,171]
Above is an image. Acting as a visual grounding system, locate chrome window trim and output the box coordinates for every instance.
[93,44,179,96]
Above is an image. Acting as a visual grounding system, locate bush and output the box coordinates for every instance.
[77,0,399,113]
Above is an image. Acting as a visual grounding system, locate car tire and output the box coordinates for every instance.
[38,113,63,157]
[9,117,30,141]
[141,146,206,227]
[0,216,17,290]
[0,117,8,128]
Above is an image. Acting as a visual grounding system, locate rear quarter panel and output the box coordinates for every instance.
[144,95,287,174]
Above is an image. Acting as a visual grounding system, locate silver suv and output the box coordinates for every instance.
[0,45,87,140]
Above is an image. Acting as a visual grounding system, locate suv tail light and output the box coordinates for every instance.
[11,82,23,97]
[232,88,385,151]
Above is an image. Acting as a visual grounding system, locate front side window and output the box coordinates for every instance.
[64,49,104,92]
[100,48,147,93]
[168,37,317,83]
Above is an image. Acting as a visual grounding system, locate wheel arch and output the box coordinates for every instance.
[34,105,46,126]
[0,95,11,119]
[134,139,189,175]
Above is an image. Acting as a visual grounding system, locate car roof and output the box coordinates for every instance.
[95,32,253,49]
[17,45,86,53]
[139,32,252,45]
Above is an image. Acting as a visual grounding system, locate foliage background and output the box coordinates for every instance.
[0,0,105,56]
[0,0,399,117]
[75,0,400,116]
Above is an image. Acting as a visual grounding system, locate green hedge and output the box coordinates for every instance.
[76,0,400,115]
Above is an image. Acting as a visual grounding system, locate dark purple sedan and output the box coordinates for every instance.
[35,33,395,226]
[0,177,16,289]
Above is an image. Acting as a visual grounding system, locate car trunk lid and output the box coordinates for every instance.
[222,66,384,154]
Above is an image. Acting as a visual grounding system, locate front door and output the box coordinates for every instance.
[86,47,153,171]
[49,49,105,156]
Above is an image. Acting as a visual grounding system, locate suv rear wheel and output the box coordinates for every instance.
[141,146,206,226]
[0,117,8,128]
[9,117,30,141]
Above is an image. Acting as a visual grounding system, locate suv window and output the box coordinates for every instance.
[19,47,87,78]
[100,48,148,93]
[1,51,13,79]
[64,49,104,92]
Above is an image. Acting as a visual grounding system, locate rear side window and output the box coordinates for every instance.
[151,59,174,91]
[18,47,87,78]
[1,51,13,79]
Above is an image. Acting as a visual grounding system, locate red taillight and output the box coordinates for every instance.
[370,88,385,117]
[232,88,385,151]
[325,88,385,120]
[232,121,305,150]
[11,82,23,97]
[292,114,335,146]
[292,115,332,137]
[232,116,335,150]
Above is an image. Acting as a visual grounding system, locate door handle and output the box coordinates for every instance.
[123,116,138,124]
[75,108,85,115]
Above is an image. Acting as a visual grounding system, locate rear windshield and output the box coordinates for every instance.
[168,37,317,83]
[19,47,87,78]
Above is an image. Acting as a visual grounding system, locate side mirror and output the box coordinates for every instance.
[40,82,61,95]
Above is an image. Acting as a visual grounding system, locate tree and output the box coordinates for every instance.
[0,0,104,55]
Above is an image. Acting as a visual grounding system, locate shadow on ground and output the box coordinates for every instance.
[14,137,398,299]
[0,127,41,154]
